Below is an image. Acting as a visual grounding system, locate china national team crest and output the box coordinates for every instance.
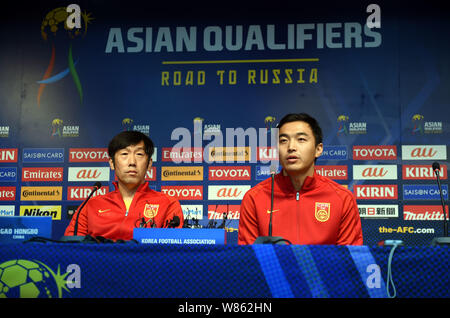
[143,204,159,219]
[315,202,330,222]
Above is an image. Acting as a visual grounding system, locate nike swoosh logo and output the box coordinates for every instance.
[266,209,280,214]
[98,209,111,213]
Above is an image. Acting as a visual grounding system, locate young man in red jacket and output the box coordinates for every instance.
[238,113,363,245]
[64,131,183,241]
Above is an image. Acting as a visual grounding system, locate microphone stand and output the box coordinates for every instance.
[254,171,288,245]
[431,162,450,246]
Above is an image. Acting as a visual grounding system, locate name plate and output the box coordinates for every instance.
[0,216,52,243]
[133,228,226,245]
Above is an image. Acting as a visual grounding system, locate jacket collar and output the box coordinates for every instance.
[112,181,150,193]
[274,170,319,194]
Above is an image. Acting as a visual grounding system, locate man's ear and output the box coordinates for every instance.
[147,158,153,170]
[109,158,115,170]
[315,143,323,159]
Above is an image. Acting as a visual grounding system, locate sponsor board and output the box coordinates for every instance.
[208,204,241,220]
[403,184,448,200]
[162,147,203,163]
[401,145,447,160]
[22,148,64,163]
[68,167,110,182]
[0,205,15,216]
[208,147,251,162]
[69,148,109,162]
[208,185,250,200]
[257,147,278,162]
[255,165,282,180]
[0,148,18,162]
[353,165,397,180]
[358,204,398,218]
[0,187,16,201]
[209,166,251,180]
[317,145,348,161]
[403,205,449,221]
[161,166,203,181]
[22,167,63,182]
[354,185,398,200]
[0,167,17,182]
[353,145,397,160]
[181,205,203,220]
[19,205,62,220]
[402,164,447,180]
[67,186,109,201]
[315,165,348,180]
[20,186,62,201]
[145,167,156,181]
[160,186,203,200]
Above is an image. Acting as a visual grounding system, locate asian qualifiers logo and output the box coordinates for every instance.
[37,4,94,107]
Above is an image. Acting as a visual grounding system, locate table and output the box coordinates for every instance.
[0,243,448,298]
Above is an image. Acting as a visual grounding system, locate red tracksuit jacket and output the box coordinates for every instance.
[238,172,363,245]
[64,182,183,240]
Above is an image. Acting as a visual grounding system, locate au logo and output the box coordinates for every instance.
[0,259,80,298]
[143,204,159,219]
[315,202,330,222]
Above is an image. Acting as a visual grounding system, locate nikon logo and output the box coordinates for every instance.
[20,206,61,220]
[161,167,203,181]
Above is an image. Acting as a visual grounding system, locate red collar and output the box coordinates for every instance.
[274,170,319,194]
[112,181,151,193]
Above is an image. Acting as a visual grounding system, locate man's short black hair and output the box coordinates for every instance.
[108,131,154,162]
[276,113,323,146]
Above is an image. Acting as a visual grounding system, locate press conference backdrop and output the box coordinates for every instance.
[0,1,448,245]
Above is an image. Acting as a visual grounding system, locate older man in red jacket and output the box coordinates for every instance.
[238,113,363,245]
[65,131,183,241]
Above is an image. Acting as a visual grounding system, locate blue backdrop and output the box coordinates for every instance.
[0,0,448,245]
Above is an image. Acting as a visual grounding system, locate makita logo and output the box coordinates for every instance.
[353,165,397,180]
[69,148,109,162]
[68,167,110,182]
[207,205,241,220]
[67,186,108,201]
[0,149,17,162]
[209,166,251,180]
[162,147,203,163]
[0,187,16,200]
[353,145,397,160]
[402,165,447,180]
[208,185,250,200]
[257,147,278,162]
[160,186,203,200]
[353,185,398,200]
[401,145,447,160]
[403,205,449,221]
[315,165,347,180]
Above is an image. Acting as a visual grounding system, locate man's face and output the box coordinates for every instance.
[109,141,152,188]
[278,121,323,176]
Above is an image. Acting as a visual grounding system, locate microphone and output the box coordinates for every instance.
[431,162,450,246]
[254,164,288,244]
[165,215,180,228]
[60,182,102,242]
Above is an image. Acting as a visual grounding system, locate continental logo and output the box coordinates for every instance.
[20,186,62,201]
[161,166,203,181]
[20,205,62,220]
[208,147,251,162]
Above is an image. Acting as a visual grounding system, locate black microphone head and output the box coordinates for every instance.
[432,162,440,171]
[172,215,180,227]
[93,181,102,189]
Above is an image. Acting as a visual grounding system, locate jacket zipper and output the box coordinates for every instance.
[296,192,299,201]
